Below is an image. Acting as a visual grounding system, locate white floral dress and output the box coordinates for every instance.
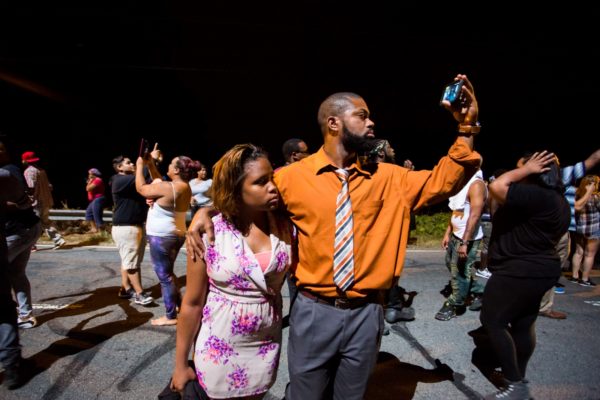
[194,213,293,398]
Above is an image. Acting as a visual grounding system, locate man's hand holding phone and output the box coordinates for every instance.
[440,74,479,132]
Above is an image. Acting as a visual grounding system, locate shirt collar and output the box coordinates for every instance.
[312,146,372,177]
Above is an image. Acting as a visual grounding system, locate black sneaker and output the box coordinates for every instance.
[385,306,416,323]
[567,276,581,284]
[484,380,530,400]
[118,287,135,299]
[435,302,457,321]
[2,359,22,390]
[579,279,597,287]
[469,296,483,311]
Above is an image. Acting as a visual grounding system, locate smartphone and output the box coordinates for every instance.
[138,138,149,158]
[440,79,464,105]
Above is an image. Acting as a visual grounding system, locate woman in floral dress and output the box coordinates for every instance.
[171,144,294,399]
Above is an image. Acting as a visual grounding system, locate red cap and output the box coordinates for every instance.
[22,151,40,163]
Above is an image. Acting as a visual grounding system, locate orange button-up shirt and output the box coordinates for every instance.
[274,138,481,298]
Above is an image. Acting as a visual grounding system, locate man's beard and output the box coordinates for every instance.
[341,126,377,153]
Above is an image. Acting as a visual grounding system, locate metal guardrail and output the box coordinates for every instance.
[49,209,113,222]
[49,209,193,223]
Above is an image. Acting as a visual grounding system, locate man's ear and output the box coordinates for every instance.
[327,116,340,135]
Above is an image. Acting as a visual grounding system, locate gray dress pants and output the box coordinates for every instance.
[285,291,384,400]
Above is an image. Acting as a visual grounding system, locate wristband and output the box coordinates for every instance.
[458,121,481,135]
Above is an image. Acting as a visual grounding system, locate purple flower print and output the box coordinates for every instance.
[227,365,249,390]
[270,354,280,374]
[195,370,207,391]
[228,274,251,291]
[275,251,289,272]
[214,216,233,234]
[257,342,278,359]
[239,254,255,275]
[203,335,236,365]
[204,245,224,271]
[202,305,212,324]
[231,312,261,335]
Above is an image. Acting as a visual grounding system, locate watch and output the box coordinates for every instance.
[459,240,467,246]
[458,121,481,135]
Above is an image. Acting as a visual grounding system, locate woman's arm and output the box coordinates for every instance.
[489,151,555,206]
[575,183,595,212]
[135,157,166,199]
[171,247,209,392]
[86,177,98,192]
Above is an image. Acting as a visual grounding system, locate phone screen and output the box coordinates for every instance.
[440,80,464,105]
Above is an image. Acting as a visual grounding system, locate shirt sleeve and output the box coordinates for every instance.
[561,162,585,186]
[404,138,482,211]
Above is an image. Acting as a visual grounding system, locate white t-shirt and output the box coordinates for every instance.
[189,178,213,207]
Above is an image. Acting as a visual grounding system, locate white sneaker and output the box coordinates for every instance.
[475,268,492,279]
[134,292,154,306]
[17,315,38,329]
[53,238,67,249]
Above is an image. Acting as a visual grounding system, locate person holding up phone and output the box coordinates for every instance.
[135,146,200,326]
[188,74,482,400]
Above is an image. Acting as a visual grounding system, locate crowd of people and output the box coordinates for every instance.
[1,74,599,400]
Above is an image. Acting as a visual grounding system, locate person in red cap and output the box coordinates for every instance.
[22,151,66,250]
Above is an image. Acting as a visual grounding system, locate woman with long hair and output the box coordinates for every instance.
[171,144,294,399]
[570,174,600,287]
[135,150,200,326]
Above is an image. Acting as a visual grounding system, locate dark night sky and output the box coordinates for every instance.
[1,2,598,208]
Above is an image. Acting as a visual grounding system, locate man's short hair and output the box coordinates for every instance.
[317,92,362,134]
[112,155,126,172]
[282,138,305,162]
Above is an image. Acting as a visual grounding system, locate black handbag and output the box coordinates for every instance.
[158,361,209,400]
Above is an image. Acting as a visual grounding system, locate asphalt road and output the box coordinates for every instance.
[1,246,599,399]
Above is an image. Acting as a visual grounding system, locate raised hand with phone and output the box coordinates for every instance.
[440,74,480,135]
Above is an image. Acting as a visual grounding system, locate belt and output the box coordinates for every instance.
[299,289,380,310]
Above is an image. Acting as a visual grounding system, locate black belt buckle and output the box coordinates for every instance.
[334,297,351,309]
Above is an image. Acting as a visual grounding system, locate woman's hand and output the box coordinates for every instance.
[522,151,555,174]
[186,207,216,261]
[170,364,197,393]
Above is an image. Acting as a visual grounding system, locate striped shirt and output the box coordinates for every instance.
[561,161,585,232]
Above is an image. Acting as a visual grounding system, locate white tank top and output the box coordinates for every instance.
[450,174,486,241]
[145,182,187,237]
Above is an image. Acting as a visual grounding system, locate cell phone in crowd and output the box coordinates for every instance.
[440,79,464,105]
[138,138,150,158]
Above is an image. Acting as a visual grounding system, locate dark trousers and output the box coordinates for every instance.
[0,234,20,369]
[480,274,556,382]
[285,291,384,400]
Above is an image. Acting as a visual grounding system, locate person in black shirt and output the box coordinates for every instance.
[0,138,42,329]
[110,156,153,305]
[481,151,569,400]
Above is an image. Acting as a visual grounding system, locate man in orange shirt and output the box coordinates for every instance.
[189,74,482,400]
